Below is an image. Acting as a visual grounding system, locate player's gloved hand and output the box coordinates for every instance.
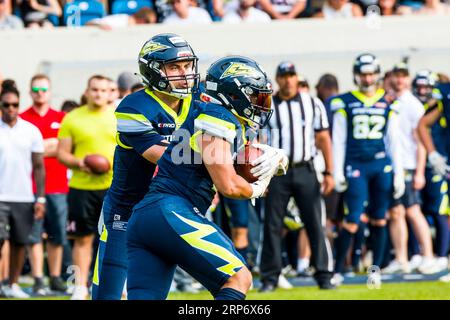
[334,172,347,193]
[393,173,405,200]
[428,151,450,176]
[250,143,289,181]
[250,174,272,199]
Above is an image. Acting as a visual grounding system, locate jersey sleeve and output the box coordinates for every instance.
[115,106,165,155]
[329,96,346,113]
[193,108,238,144]
[313,97,330,131]
[30,124,44,153]
[57,113,73,139]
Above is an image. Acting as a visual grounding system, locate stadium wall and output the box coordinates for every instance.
[1,15,450,109]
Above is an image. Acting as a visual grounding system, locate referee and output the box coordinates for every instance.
[259,62,335,292]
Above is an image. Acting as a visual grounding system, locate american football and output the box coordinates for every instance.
[84,154,110,174]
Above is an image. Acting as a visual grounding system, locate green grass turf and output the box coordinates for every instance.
[167,281,450,300]
[2,281,448,300]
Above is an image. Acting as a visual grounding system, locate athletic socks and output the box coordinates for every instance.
[334,228,354,273]
[215,287,246,300]
[434,214,449,257]
[370,225,387,268]
[297,258,310,273]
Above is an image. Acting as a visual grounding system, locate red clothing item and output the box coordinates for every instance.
[20,107,69,194]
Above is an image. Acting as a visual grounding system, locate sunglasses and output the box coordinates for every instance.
[1,102,19,108]
[31,87,49,93]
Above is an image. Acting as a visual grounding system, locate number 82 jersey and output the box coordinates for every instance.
[330,88,399,162]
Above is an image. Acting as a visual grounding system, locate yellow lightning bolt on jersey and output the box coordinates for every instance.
[172,211,244,276]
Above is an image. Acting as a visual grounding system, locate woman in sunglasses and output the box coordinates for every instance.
[0,86,46,298]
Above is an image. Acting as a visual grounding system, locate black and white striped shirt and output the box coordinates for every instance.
[268,92,329,164]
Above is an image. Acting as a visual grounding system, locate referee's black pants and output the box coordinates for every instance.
[260,162,333,286]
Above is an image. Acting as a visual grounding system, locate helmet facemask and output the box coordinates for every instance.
[141,57,200,99]
[219,81,273,128]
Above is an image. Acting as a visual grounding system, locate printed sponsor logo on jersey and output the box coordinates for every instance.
[374,102,387,108]
[163,134,174,142]
[351,169,361,178]
[349,102,362,108]
[114,214,121,221]
[158,123,176,128]
[50,122,61,129]
[140,41,170,56]
[220,62,259,79]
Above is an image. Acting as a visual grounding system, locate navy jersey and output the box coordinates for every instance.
[147,103,246,214]
[330,89,398,162]
[435,83,450,159]
[106,89,195,212]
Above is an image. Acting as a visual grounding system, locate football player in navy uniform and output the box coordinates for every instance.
[417,74,450,275]
[331,53,404,280]
[92,33,200,300]
[126,56,289,300]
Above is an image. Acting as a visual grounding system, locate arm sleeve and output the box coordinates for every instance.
[31,125,45,153]
[313,97,330,131]
[386,111,403,175]
[193,112,237,143]
[115,107,165,155]
[332,110,347,176]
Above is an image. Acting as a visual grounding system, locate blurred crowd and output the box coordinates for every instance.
[0,0,450,30]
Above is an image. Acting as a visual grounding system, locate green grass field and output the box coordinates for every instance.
[168,281,450,300]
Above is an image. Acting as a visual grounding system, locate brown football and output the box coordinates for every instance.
[234,144,263,183]
[84,154,111,174]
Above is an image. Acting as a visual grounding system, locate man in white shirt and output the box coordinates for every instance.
[0,86,45,298]
[383,63,436,275]
[163,0,212,24]
[223,0,271,23]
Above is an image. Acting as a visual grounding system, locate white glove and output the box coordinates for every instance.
[250,175,272,199]
[429,151,450,176]
[250,143,289,181]
[334,172,348,193]
[393,173,405,200]
[97,209,105,236]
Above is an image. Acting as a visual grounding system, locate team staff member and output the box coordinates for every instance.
[21,74,69,294]
[57,75,117,300]
[260,61,335,292]
[0,86,45,298]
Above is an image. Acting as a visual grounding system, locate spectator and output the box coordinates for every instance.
[163,0,212,24]
[415,0,450,15]
[18,0,62,28]
[0,86,46,298]
[130,82,145,93]
[258,0,307,19]
[259,61,335,292]
[0,0,24,29]
[86,7,157,29]
[117,71,140,99]
[314,0,363,18]
[60,100,79,113]
[298,74,309,93]
[106,77,120,107]
[57,75,117,300]
[20,74,69,294]
[437,72,450,83]
[222,0,271,23]
[378,0,412,15]
[316,73,339,104]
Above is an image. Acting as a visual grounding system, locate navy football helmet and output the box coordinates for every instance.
[138,33,200,99]
[353,53,381,92]
[412,70,438,104]
[204,56,273,128]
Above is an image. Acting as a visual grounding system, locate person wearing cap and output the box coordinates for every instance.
[383,63,437,275]
[259,61,335,292]
[117,72,141,100]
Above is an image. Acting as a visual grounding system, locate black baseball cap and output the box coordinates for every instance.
[392,62,409,76]
[276,61,297,77]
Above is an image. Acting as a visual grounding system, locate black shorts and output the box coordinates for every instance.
[324,190,344,222]
[67,188,108,237]
[390,170,422,209]
[0,201,35,245]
